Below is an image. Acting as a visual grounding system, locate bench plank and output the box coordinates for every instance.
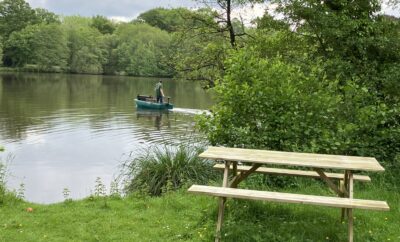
[200,147,385,172]
[213,164,371,182]
[188,185,390,211]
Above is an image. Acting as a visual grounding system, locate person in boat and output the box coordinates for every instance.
[155,80,165,103]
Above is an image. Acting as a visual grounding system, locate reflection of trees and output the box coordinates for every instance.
[0,73,213,141]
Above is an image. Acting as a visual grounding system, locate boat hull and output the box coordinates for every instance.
[135,99,173,110]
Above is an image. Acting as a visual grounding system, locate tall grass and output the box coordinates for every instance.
[0,162,6,203]
[123,144,218,196]
[0,148,19,205]
[0,147,7,205]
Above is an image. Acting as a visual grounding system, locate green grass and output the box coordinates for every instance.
[0,183,398,242]
[123,145,218,196]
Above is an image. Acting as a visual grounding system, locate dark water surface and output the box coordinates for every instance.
[0,73,213,203]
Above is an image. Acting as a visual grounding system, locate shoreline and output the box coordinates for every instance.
[0,67,174,79]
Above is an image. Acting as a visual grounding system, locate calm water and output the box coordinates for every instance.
[0,73,213,203]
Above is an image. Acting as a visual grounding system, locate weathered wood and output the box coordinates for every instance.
[215,161,230,242]
[213,164,371,182]
[200,147,385,171]
[188,185,390,211]
[229,163,262,188]
[232,162,238,176]
[348,172,354,242]
[314,168,347,197]
[340,180,346,221]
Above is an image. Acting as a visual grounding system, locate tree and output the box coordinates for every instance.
[274,0,400,102]
[35,8,60,24]
[4,23,69,69]
[0,0,61,66]
[171,2,266,86]
[198,48,400,182]
[31,23,69,70]
[137,8,191,32]
[4,24,38,67]
[63,16,106,74]
[195,0,265,47]
[91,15,115,35]
[0,0,37,40]
[169,8,227,85]
[113,23,172,76]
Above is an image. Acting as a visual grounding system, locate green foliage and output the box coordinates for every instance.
[113,23,172,76]
[123,145,218,196]
[137,8,191,32]
[4,24,38,67]
[0,0,37,40]
[5,23,69,70]
[199,49,340,151]
[275,0,400,102]
[91,15,115,35]
[63,16,106,74]
[34,8,60,24]
[198,48,400,182]
[32,23,69,70]
[170,8,229,85]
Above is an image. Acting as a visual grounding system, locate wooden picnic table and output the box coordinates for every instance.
[188,146,390,242]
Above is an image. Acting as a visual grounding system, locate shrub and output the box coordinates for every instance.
[123,145,218,196]
[198,49,400,185]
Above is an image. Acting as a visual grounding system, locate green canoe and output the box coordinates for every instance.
[135,95,173,110]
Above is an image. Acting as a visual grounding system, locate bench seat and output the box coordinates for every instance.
[213,164,371,182]
[188,185,389,211]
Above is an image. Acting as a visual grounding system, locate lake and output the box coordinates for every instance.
[0,73,213,203]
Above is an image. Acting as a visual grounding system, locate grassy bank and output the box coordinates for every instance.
[1,182,398,242]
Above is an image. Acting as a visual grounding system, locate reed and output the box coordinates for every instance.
[123,144,218,196]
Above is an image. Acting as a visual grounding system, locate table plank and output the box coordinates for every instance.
[199,147,384,172]
[213,164,371,182]
[188,185,390,211]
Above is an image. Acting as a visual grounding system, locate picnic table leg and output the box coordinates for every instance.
[347,171,354,242]
[340,180,346,221]
[215,160,231,242]
[232,162,238,177]
[341,171,350,221]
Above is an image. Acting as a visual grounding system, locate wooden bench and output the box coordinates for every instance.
[213,164,371,182]
[189,185,389,211]
[191,146,389,242]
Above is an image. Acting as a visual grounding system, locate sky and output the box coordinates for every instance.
[26,0,198,22]
[26,0,399,23]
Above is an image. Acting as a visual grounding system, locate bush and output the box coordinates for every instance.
[198,49,400,185]
[123,145,218,196]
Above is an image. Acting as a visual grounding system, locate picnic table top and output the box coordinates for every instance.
[199,147,385,172]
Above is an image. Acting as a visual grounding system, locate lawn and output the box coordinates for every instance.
[0,182,398,242]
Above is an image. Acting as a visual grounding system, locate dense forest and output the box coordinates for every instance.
[0,0,260,79]
[1,0,399,182]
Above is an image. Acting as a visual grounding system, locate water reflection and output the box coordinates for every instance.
[0,73,213,203]
[136,108,171,131]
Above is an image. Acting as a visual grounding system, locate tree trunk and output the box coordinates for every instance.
[226,0,236,48]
